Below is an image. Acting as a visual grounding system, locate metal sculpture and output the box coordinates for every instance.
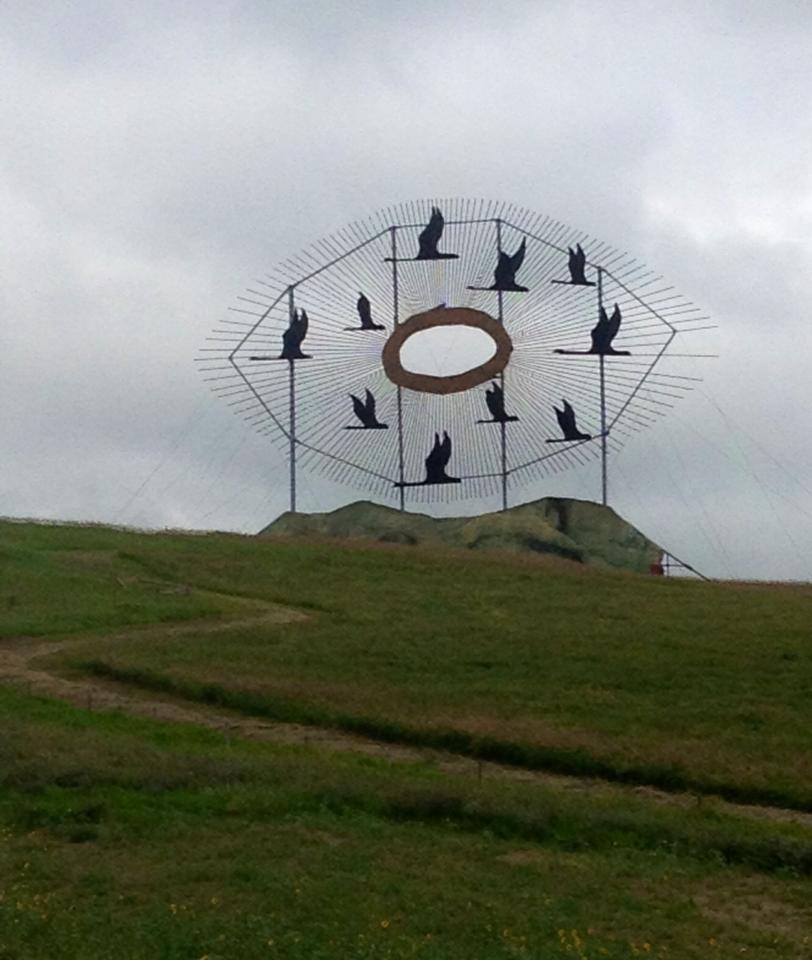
[279,309,310,360]
[386,207,459,262]
[478,382,519,424]
[394,432,460,487]
[548,401,591,442]
[468,238,529,292]
[415,207,459,261]
[551,244,595,287]
[347,389,388,430]
[199,199,714,515]
[555,304,629,356]
[348,292,385,332]
[381,306,512,395]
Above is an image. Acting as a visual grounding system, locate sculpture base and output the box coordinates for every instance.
[260,496,662,574]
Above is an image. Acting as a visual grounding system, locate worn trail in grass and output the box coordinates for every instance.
[31,522,811,810]
[5,620,812,834]
[4,519,812,812]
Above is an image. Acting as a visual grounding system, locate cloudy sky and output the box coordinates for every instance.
[2,0,811,580]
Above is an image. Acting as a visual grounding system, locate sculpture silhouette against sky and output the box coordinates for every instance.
[395,431,460,488]
[347,292,385,332]
[551,244,596,287]
[477,382,519,424]
[347,389,387,430]
[468,239,528,293]
[548,400,592,443]
[200,200,713,513]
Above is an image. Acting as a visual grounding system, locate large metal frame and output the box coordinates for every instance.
[198,200,713,514]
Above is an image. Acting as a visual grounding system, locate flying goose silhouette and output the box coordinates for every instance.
[553,304,630,356]
[468,239,529,292]
[346,292,385,332]
[424,431,458,483]
[546,400,592,443]
[277,308,311,360]
[477,381,519,423]
[384,207,459,262]
[416,207,458,260]
[551,244,595,286]
[247,309,312,362]
[346,389,388,430]
[395,431,461,487]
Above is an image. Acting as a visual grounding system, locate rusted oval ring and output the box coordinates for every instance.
[381,306,512,395]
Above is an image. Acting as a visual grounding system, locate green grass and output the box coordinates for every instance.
[33,525,812,811]
[1,686,811,959]
[1,518,811,957]
[0,523,252,638]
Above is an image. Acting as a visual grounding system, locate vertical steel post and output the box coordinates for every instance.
[495,219,508,512]
[597,268,608,506]
[390,227,405,510]
[287,286,297,514]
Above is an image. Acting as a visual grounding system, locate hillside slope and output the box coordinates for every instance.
[261,496,662,572]
[1,520,812,958]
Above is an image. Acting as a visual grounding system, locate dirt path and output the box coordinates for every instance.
[0,605,445,765]
[2,607,811,831]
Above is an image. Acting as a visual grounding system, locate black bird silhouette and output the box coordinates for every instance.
[468,238,528,292]
[546,400,592,443]
[346,292,385,332]
[552,244,595,286]
[346,389,387,430]
[394,431,460,487]
[424,431,458,483]
[553,304,630,356]
[590,304,628,355]
[477,381,519,423]
[416,207,459,260]
[279,309,311,360]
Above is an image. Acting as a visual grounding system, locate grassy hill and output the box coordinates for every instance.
[1,519,811,958]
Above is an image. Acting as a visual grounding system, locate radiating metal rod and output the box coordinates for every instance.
[388,217,499,230]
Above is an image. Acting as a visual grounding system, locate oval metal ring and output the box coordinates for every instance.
[381,306,513,395]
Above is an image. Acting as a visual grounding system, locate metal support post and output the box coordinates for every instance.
[391,227,405,510]
[287,286,297,513]
[496,219,508,512]
[597,267,608,506]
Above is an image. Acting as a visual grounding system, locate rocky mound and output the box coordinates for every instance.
[260,497,662,573]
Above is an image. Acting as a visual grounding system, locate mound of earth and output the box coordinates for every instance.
[260,497,662,573]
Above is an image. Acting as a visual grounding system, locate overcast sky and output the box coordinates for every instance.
[2,0,811,580]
